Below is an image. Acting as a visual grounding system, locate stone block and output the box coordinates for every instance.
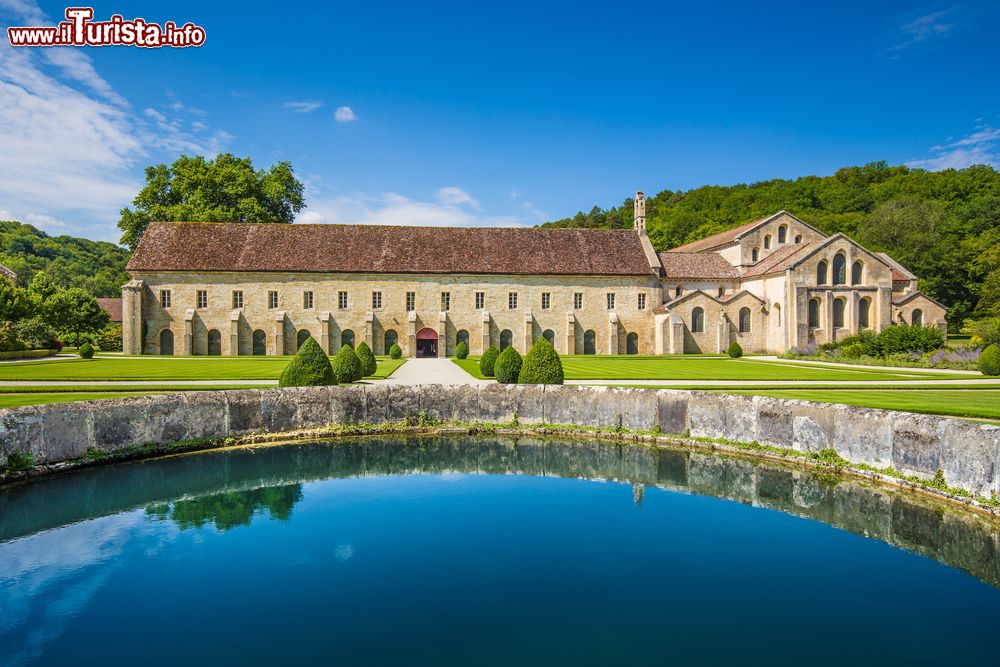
[226,390,265,433]
[362,383,391,424]
[891,413,945,479]
[940,422,999,498]
[330,386,366,424]
[755,399,794,447]
[655,391,689,436]
[687,392,757,442]
[832,405,893,468]
[475,384,518,423]
[294,387,335,429]
[259,388,299,433]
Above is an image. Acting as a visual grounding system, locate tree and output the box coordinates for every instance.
[494,347,523,384]
[118,154,306,249]
[480,345,500,377]
[0,280,32,321]
[279,337,335,387]
[518,337,564,384]
[355,341,377,377]
[42,288,109,346]
[455,340,469,360]
[331,345,363,384]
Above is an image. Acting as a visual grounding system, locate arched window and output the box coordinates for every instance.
[778,225,787,244]
[207,329,222,356]
[456,329,469,348]
[583,330,596,355]
[626,332,639,355]
[252,330,266,355]
[794,235,802,243]
[340,329,354,349]
[297,329,312,350]
[832,254,846,285]
[751,248,759,262]
[159,329,174,356]
[833,298,846,328]
[674,285,682,298]
[911,309,923,326]
[851,260,863,285]
[542,329,555,345]
[808,298,821,329]
[817,260,828,285]
[764,234,772,250]
[500,329,513,350]
[773,303,781,326]
[691,307,704,333]
[858,298,870,329]
[384,329,398,353]
[738,307,751,333]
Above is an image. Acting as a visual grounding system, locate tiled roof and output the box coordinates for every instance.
[742,243,813,277]
[0,263,15,282]
[127,222,656,276]
[657,252,738,279]
[666,216,770,253]
[97,298,122,322]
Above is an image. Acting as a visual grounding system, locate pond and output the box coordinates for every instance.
[2,436,999,665]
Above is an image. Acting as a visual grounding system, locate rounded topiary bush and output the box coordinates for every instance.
[355,341,377,377]
[727,342,743,358]
[78,342,95,359]
[518,337,563,385]
[331,345,363,384]
[980,344,1000,376]
[455,340,469,360]
[279,337,335,387]
[389,343,402,359]
[494,346,523,384]
[480,345,500,377]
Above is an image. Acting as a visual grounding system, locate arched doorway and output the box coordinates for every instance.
[912,309,923,326]
[542,329,555,345]
[416,327,438,358]
[296,329,311,351]
[626,332,638,355]
[341,329,355,349]
[499,329,513,350]
[159,329,174,356]
[384,329,398,354]
[456,329,469,349]
[252,330,266,355]
[207,330,222,356]
[583,330,596,355]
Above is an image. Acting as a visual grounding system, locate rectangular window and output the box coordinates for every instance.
[268,291,278,309]
[541,293,551,310]
[303,291,314,309]
[606,293,616,310]
[475,292,485,310]
[508,292,518,309]
[574,293,583,310]
[637,293,646,310]
[372,291,382,310]
[338,291,348,309]
[159,290,171,308]
[196,290,207,309]
[232,290,244,309]
[406,291,416,312]
[441,292,450,311]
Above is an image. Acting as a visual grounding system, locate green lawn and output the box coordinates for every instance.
[453,355,971,381]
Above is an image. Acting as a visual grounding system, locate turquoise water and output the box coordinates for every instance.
[2,436,999,666]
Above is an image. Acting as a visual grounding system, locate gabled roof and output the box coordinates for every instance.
[876,252,916,282]
[768,233,892,275]
[653,288,764,312]
[127,222,657,276]
[892,291,946,309]
[742,242,814,277]
[667,211,825,253]
[97,297,123,322]
[656,251,739,279]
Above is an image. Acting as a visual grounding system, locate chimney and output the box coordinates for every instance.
[633,191,646,234]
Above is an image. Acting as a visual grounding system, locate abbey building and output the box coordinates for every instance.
[122,194,946,357]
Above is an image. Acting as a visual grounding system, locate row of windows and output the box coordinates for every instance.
[160,289,650,312]
[689,306,753,334]
[750,225,804,261]
[817,255,864,286]
[807,296,875,329]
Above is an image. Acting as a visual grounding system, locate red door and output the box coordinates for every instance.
[416,328,438,358]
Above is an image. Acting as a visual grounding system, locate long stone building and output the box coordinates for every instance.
[122,194,946,357]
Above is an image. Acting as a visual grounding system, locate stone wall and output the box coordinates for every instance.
[1,385,998,498]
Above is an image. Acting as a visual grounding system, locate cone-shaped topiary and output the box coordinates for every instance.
[455,340,469,360]
[356,341,377,377]
[389,343,402,359]
[331,344,363,383]
[518,337,564,384]
[727,342,743,358]
[494,346,523,384]
[78,342,94,359]
[480,345,500,377]
[279,337,336,387]
[980,344,1000,376]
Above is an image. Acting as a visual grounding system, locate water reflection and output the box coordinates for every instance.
[146,484,303,532]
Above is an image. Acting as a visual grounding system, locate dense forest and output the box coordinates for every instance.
[542,163,1000,324]
[0,221,130,298]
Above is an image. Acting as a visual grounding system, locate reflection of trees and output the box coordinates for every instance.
[145,484,303,532]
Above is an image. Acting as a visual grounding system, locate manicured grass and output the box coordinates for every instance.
[716,389,1000,421]
[0,392,158,408]
[0,356,406,381]
[453,355,970,381]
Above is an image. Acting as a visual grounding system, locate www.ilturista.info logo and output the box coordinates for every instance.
[6,7,206,48]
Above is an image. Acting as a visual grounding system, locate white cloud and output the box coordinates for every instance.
[890,9,956,53]
[435,186,479,208]
[283,100,322,113]
[906,125,999,170]
[334,105,357,123]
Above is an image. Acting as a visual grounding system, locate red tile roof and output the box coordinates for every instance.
[97,297,122,322]
[666,217,768,253]
[742,243,813,277]
[127,222,656,276]
[657,252,738,279]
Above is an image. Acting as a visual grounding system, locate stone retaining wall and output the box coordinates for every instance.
[1,385,998,498]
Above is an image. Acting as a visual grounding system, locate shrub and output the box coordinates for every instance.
[455,340,469,360]
[331,344,363,383]
[78,342,95,359]
[278,337,335,387]
[841,342,865,359]
[962,317,1000,348]
[13,319,56,350]
[355,341,377,377]
[877,324,944,354]
[518,337,563,384]
[494,346,523,384]
[727,342,743,358]
[95,323,123,352]
[480,345,500,377]
[980,344,1000,376]
[389,343,402,359]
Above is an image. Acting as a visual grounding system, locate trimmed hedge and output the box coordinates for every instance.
[78,343,95,359]
[980,344,1000,376]
[518,337,563,384]
[332,344,363,383]
[494,346,523,384]
[455,340,469,360]
[356,341,377,377]
[0,349,56,360]
[389,343,402,359]
[480,345,500,377]
[727,342,743,359]
[279,337,336,387]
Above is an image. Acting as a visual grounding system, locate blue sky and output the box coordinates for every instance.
[1,0,998,242]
